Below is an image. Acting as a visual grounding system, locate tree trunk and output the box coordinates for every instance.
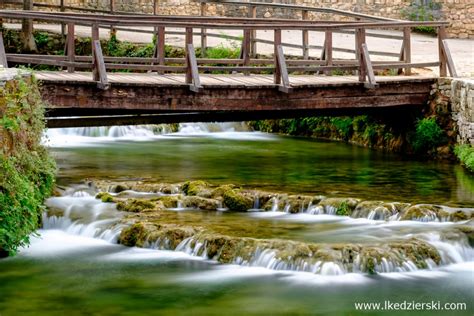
[22,0,37,52]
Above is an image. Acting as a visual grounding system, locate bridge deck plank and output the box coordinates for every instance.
[34,71,436,88]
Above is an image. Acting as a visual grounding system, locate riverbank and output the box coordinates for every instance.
[0,69,56,257]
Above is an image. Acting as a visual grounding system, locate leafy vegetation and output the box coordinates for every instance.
[454,145,474,172]
[0,74,56,256]
[410,118,445,153]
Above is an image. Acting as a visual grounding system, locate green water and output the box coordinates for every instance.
[1,130,473,315]
[52,133,473,207]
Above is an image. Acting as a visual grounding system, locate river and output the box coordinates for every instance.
[0,123,472,315]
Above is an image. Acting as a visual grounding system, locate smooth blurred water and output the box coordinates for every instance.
[47,128,474,207]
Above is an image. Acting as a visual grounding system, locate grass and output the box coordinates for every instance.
[454,145,474,172]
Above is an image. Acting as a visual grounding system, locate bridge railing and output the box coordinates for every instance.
[0,10,457,92]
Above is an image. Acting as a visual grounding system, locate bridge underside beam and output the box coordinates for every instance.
[41,78,435,128]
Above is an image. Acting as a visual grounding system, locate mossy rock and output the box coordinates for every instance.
[119,223,148,247]
[457,225,474,246]
[116,199,160,212]
[154,195,181,208]
[95,192,114,203]
[318,198,359,215]
[351,200,403,220]
[438,209,472,222]
[400,204,440,221]
[110,184,128,193]
[211,184,236,199]
[223,189,253,212]
[182,180,210,197]
[181,196,221,210]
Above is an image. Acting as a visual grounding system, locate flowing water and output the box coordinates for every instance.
[1,123,473,315]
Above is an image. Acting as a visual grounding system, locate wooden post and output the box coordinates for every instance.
[110,0,116,35]
[361,43,377,89]
[441,40,458,78]
[200,2,207,57]
[276,45,292,93]
[185,27,193,84]
[0,32,8,68]
[403,27,411,75]
[67,23,75,73]
[92,24,100,82]
[156,26,165,74]
[186,44,202,92]
[92,40,109,90]
[22,0,37,52]
[356,28,366,82]
[242,29,251,75]
[60,0,66,37]
[249,5,257,58]
[274,29,281,85]
[302,10,309,60]
[397,40,405,74]
[438,26,447,77]
[324,29,332,75]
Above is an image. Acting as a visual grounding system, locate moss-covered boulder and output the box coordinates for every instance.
[119,223,149,247]
[318,198,360,216]
[181,196,221,210]
[182,180,211,197]
[95,192,115,203]
[400,204,440,221]
[223,189,253,212]
[154,195,181,208]
[116,199,161,213]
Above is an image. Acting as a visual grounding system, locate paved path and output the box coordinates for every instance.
[5,23,474,77]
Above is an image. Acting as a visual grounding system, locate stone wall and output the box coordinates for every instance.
[28,0,474,39]
[451,79,474,145]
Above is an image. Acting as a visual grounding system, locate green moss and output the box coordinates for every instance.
[0,74,56,256]
[182,180,209,196]
[454,145,474,173]
[116,199,158,212]
[119,223,148,247]
[223,189,253,212]
[336,201,351,216]
[95,192,114,203]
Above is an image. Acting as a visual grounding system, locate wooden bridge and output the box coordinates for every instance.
[0,2,459,127]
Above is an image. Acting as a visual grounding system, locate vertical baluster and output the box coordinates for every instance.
[438,26,447,77]
[274,29,282,84]
[356,27,366,82]
[324,29,333,75]
[201,2,207,57]
[302,10,309,60]
[403,27,411,75]
[185,27,193,84]
[67,23,75,73]
[92,24,100,81]
[249,5,257,58]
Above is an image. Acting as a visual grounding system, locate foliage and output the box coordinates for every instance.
[454,145,474,173]
[0,75,56,256]
[336,201,350,216]
[401,1,442,34]
[410,117,445,153]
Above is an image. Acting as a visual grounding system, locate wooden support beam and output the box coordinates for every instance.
[302,10,309,60]
[186,43,202,92]
[356,28,366,82]
[438,26,447,77]
[185,27,194,85]
[67,23,75,73]
[441,40,458,78]
[0,32,8,68]
[249,5,257,58]
[324,29,333,75]
[242,29,251,75]
[361,43,378,89]
[91,24,100,81]
[274,29,281,85]
[92,40,109,90]
[403,27,411,75]
[276,45,292,93]
[200,2,207,57]
[397,40,404,74]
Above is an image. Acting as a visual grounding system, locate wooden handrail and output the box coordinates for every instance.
[441,40,458,78]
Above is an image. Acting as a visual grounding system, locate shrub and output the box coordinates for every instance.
[401,1,442,35]
[454,145,474,172]
[411,118,445,153]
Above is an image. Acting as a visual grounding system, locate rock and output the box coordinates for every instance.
[400,204,441,221]
[119,222,148,247]
[352,201,407,220]
[154,195,181,208]
[116,199,161,213]
[182,180,211,197]
[223,189,253,212]
[95,192,114,203]
[318,197,360,215]
[181,196,221,210]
